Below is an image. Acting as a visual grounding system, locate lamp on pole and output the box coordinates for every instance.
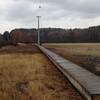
[37,16,41,45]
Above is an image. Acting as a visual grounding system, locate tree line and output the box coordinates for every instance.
[0,25,100,47]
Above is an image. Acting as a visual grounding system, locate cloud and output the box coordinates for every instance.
[46,0,100,18]
[0,0,100,33]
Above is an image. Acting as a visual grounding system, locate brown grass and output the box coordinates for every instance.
[0,45,83,100]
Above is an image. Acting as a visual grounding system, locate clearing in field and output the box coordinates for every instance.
[0,44,83,100]
[44,43,100,76]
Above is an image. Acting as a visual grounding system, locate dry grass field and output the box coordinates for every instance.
[0,44,83,100]
[44,43,100,76]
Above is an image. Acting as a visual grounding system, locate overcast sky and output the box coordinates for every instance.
[0,0,100,33]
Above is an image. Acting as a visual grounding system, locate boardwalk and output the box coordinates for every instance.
[37,45,100,100]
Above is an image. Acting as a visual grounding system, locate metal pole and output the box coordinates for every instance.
[37,16,41,45]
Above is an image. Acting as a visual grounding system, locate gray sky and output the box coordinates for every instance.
[0,0,100,33]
